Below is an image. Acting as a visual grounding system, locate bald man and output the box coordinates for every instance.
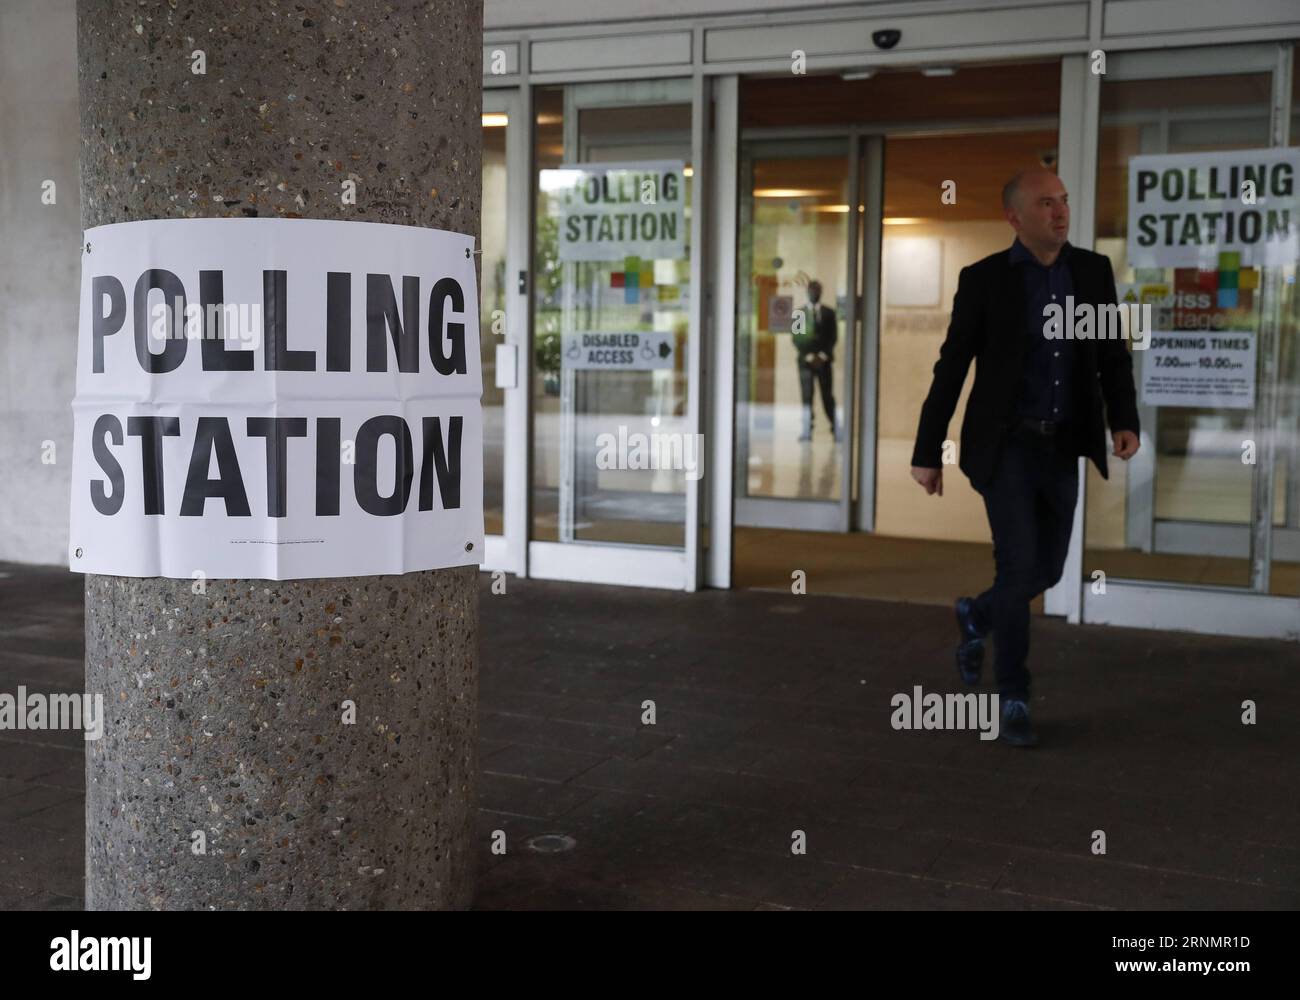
[910,168,1140,747]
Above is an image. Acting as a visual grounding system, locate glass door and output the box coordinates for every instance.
[529,80,700,588]
[735,138,858,532]
[480,88,527,575]
[1082,42,1300,635]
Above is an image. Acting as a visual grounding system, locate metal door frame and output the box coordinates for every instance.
[525,77,710,590]
[481,86,530,578]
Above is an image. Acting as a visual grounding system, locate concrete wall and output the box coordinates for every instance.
[0,0,79,566]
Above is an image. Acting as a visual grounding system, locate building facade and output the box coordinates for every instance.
[474,0,1300,640]
[3,0,1300,640]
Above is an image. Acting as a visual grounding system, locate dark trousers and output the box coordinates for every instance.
[798,362,836,426]
[970,430,1079,701]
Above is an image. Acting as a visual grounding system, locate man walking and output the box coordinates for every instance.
[909,168,1140,747]
[794,279,840,441]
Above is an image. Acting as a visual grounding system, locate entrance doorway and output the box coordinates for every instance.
[734,138,858,532]
[731,62,1063,607]
[529,80,701,588]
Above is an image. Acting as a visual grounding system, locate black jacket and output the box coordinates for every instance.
[911,243,1140,490]
[792,303,837,363]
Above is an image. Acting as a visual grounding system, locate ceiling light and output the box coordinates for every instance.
[753,188,829,198]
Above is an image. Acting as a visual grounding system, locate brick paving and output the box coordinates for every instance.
[2,561,1298,909]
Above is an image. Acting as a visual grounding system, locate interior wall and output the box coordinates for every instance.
[874,219,1013,543]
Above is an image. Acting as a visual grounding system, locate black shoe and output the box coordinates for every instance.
[954,596,984,685]
[999,698,1038,747]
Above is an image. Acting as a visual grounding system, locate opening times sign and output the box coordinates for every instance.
[1127,147,1299,268]
[69,219,483,580]
[1140,331,1257,409]
[553,160,686,262]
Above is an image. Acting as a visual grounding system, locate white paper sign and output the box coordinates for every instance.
[69,218,483,580]
[1140,330,1256,409]
[561,331,675,371]
[551,160,686,262]
[1127,147,1300,268]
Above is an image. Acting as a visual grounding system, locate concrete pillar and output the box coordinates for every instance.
[77,0,483,910]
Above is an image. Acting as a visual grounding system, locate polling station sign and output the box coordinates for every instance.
[69,219,483,580]
[1127,147,1299,268]
[552,160,686,263]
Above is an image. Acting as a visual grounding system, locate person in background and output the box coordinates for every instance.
[794,279,840,442]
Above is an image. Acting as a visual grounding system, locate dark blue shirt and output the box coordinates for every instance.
[1010,237,1075,424]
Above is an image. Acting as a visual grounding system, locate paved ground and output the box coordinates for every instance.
[2,561,1298,910]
